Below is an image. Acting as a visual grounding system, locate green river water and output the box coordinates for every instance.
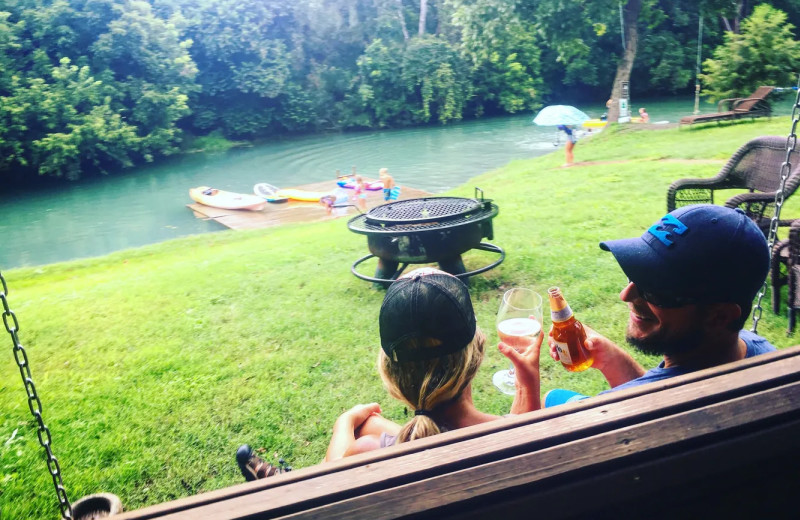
[1,96,795,269]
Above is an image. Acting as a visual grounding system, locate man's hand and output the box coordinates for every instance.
[548,325,645,388]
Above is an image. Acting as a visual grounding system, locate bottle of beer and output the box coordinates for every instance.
[548,287,594,372]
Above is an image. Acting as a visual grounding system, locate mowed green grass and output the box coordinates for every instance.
[2,117,799,518]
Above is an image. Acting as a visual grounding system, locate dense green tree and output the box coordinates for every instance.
[92,1,195,155]
[2,58,140,179]
[357,38,413,126]
[1,0,195,180]
[401,36,470,123]
[701,4,800,101]
[447,0,543,116]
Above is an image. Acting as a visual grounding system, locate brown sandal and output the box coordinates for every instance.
[236,444,290,481]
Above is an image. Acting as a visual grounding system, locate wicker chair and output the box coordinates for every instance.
[666,135,800,235]
[771,220,800,332]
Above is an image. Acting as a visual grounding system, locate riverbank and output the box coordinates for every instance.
[2,117,798,518]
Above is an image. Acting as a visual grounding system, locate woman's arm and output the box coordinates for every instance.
[324,403,401,462]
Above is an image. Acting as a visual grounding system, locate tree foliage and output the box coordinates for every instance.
[1,0,797,181]
[701,4,800,101]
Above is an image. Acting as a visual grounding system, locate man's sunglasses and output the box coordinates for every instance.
[626,281,703,309]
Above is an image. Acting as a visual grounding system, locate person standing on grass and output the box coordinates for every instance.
[237,268,543,479]
[500,205,776,410]
[556,124,577,166]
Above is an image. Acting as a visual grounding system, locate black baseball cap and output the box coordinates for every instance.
[379,269,477,363]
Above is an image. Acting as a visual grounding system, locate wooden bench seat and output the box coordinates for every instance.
[117,346,800,520]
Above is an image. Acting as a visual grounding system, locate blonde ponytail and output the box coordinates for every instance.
[378,327,486,443]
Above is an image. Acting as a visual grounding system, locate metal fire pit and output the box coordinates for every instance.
[347,188,504,284]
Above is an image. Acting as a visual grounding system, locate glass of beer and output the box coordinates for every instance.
[492,288,543,395]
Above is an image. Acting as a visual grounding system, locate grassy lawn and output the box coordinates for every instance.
[2,117,799,518]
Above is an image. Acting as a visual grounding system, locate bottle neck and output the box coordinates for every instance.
[551,304,574,323]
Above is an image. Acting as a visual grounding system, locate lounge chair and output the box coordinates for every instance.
[679,86,774,125]
[666,135,800,235]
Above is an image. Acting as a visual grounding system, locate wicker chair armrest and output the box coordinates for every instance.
[724,191,776,209]
[723,192,778,226]
[789,220,800,265]
[667,177,737,211]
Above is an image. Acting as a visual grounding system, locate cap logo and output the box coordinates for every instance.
[648,214,688,247]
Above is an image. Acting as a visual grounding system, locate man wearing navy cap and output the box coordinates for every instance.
[519,204,777,408]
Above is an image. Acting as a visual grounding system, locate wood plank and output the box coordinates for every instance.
[187,179,432,231]
[286,382,800,520]
[116,348,800,520]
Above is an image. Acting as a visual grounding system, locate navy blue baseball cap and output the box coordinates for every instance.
[599,205,769,309]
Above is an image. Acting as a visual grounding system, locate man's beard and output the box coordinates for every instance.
[625,319,705,357]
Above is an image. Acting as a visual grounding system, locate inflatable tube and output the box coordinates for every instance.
[336,177,384,190]
[383,186,401,201]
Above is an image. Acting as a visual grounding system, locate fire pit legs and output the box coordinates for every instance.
[437,255,468,283]
[374,259,408,289]
[376,256,466,287]
[350,243,505,287]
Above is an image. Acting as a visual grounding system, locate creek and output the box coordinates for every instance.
[1,96,793,269]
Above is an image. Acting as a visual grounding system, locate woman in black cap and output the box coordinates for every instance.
[324,267,511,460]
[238,267,541,478]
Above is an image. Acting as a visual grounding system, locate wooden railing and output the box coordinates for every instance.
[117,346,800,520]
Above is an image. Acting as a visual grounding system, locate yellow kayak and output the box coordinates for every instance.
[189,186,267,211]
[276,189,329,202]
[583,117,643,128]
[582,118,607,128]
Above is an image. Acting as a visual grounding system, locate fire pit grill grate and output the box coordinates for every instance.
[365,197,483,225]
[350,197,498,234]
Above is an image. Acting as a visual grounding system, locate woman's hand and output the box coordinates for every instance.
[498,329,545,413]
[334,403,382,432]
[325,403,383,462]
[498,330,545,392]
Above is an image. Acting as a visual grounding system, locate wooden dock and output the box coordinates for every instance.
[187,179,431,230]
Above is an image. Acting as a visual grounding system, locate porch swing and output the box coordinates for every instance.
[4,81,800,520]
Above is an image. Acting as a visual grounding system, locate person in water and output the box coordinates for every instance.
[638,107,650,123]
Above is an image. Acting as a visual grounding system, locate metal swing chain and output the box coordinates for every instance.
[0,270,73,519]
[751,76,800,334]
